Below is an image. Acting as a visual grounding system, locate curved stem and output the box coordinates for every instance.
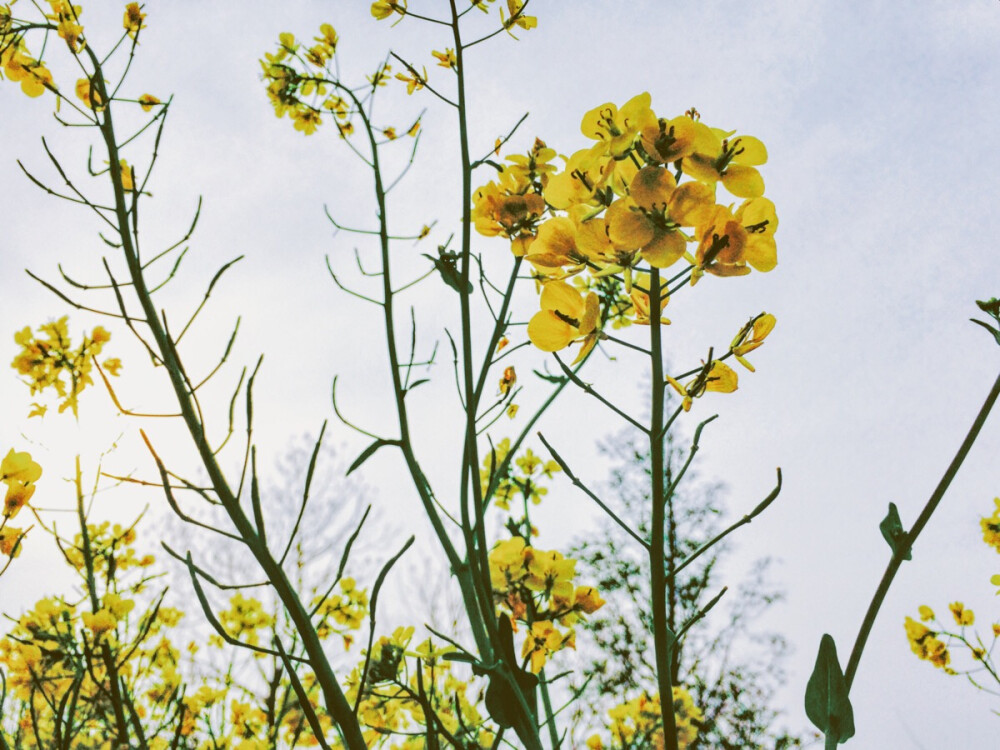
[85,48,366,750]
[844,368,1000,690]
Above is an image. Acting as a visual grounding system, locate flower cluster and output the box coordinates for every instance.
[345,629,497,747]
[371,0,538,34]
[0,527,209,747]
[11,316,120,417]
[260,28,347,136]
[904,613,952,670]
[489,535,605,672]
[905,498,1000,683]
[981,496,1000,552]
[473,94,778,372]
[215,592,276,649]
[1,449,41,522]
[0,449,42,564]
[312,576,370,649]
[0,4,55,97]
[260,24,424,141]
[480,438,561,512]
[586,689,703,749]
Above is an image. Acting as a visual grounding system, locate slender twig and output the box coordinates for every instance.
[537,433,649,550]
[843,369,1000,690]
[353,536,415,714]
[673,468,782,579]
[553,353,647,433]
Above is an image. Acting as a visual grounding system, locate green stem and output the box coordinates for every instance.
[538,671,561,749]
[449,4,543,746]
[843,368,1000,690]
[647,268,680,750]
[86,51,366,750]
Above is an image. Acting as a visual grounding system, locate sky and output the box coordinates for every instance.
[3,1,1000,747]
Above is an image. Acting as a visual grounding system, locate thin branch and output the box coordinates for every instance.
[673,468,782,579]
[471,111,529,168]
[279,423,327,566]
[537,432,649,550]
[354,536,416,714]
[553,353,647,433]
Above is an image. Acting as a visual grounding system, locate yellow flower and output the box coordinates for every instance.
[981,498,1000,552]
[527,280,600,361]
[605,166,713,269]
[74,77,104,109]
[498,366,516,395]
[523,549,576,596]
[3,481,35,519]
[471,173,545,254]
[730,313,776,371]
[949,602,974,626]
[580,93,656,159]
[82,608,116,635]
[904,616,950,668]
[371,0,406,20]
[543,144,614,210]
[394,67,426,95]
[0,527,25,557]
[521,620,572,673]
[5,52,54,98]
[1,450,43,485]
[138,93,160,111]
[666,361,739,412]
[292,107,322,135]
[123,2,146,39]
[683,128,768,198]
[118,159,134,190]
[628,272,670,326]
[572,586,605,614]
[735,196,779,272]
[693,204,749,277]
[313,23,339,54]
[918,605,935,622]
[501,0,536,31]
[640,114,717,165]
[431,48,456,69]
[599,690,702,749]
[49,1,85,53]
[525,216,592,276]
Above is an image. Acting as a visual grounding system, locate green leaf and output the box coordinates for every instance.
[970,318,1000,347]
[805,633,855,744]
[484,615,538,728]
[423,251,472,295]
[975,297,1000,319]
[878,502,911,561]
[441,652,482,666]
[346,438,396,476]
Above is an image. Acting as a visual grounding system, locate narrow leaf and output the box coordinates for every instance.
[346,438,394,476]
[969,318,1000,347]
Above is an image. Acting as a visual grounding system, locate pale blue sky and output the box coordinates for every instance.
[3,2,1000,747]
